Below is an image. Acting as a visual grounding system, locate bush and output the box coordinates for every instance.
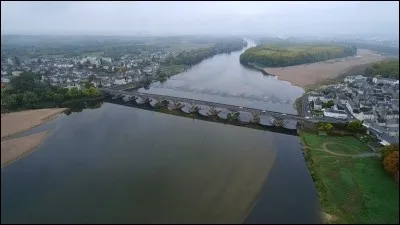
[383,151,399,177]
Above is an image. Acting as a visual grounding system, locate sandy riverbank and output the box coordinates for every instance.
[1,131,49,167]
[1,108,67,167]
[263,49,384,87]
[1,108,67,139]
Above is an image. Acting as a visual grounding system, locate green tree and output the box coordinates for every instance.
[22,91,39,108]
[347,120,363,132]
[84,81,94,89]
[4,94,18,109]
[10,71,37,92]
[68,87,82,99]
[323,100,334,109]
[52,93,64,103]
[318,122,333,131]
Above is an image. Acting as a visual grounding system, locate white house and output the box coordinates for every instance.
[373,77,399,85]
[1,77,10,83]
[11,71,23,77]
[323,109,348,119]
[114,79,126,85]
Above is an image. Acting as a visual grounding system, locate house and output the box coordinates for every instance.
[11,71,22,77]
[373,76,399,85]
[323,109,348,119]
[1,77,10,83]
[313,98,322,110]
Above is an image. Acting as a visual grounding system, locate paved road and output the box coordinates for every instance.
[301,94,312,118]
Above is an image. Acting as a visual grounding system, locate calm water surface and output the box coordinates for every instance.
[139,39,304,114]
[1,39,320,223]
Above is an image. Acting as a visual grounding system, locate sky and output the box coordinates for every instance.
[1,1,399,39]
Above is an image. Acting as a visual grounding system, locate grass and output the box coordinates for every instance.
[300,132,399,224]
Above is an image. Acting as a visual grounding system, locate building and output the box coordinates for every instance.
[323,109,348,119]
[373,77,399,85]
[313,98,322,110]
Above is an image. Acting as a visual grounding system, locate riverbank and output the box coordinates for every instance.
[1,108,68,139]
[261,49,383,88]
[1,108,67,167]
[1,131,49,167]
[299,132,399,224]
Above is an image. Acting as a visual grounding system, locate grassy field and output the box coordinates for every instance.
[300,133,399,224]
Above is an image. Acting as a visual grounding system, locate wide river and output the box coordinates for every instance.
[1,40,321,224]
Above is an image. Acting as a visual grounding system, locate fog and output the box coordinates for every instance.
[1,1,399,39]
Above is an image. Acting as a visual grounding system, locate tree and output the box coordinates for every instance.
[4,94,18,109]
[10,71,37,92]
[381,144,399,162]
[383,151,399,177]
[68,87,81,99]
[22,91,39,108]
[13,56,20,67]
[84,81,94,89]
[323,100,334,109]
[318,122,333,131]
[347,120,363,132]
[52,93,64,102]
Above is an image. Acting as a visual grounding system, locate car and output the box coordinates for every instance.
[305,116,310,119]
[239,106,243,109]
[307,111,310,113]
[281,113,286,115]
[261,110,266,113]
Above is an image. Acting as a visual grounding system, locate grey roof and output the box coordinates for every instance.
[324,109,348,115]
[314,98,322,105]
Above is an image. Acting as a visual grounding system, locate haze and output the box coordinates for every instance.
[1,1,399,39]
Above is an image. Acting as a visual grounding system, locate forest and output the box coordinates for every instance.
[239,44,357,67]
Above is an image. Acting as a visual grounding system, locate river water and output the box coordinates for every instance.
[1,40,321,224]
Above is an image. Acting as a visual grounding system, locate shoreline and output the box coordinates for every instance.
[241,49,384,88]
[1,131,49,168]
[1,108,68,140]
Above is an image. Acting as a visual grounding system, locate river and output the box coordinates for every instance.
[1,39,321,224]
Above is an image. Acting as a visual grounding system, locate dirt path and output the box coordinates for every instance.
[303,143,379,158]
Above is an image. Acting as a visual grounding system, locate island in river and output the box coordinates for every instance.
[239,43,385,87]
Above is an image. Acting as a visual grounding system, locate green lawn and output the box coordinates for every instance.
[300,133,399,224]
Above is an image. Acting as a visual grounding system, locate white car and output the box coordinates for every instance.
[281,113,286,115]
[305,116,310,119]
[261,110,266,113]
[239,106,243,109]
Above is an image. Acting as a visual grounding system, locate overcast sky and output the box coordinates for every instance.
[1,1,399,39]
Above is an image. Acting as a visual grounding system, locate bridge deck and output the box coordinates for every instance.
[102,88,302,120]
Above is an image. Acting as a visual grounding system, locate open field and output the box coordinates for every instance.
[1,108,67,139]
[264,49,385,87]
[300,133,399,224]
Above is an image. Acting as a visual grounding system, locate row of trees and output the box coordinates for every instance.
[239,44,357,67]
[164,39,246,67]
[1,71,100,111]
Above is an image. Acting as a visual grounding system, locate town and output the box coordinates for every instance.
[305,75,399,146]
[1,49,178,90]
